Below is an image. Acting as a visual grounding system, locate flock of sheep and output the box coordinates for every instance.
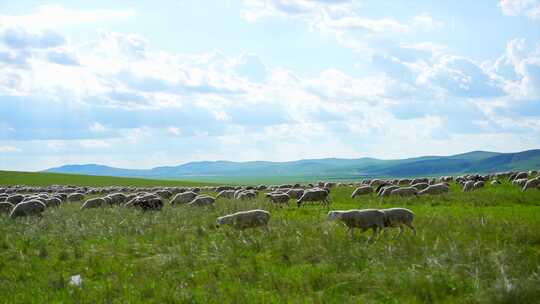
[1,169,539,239]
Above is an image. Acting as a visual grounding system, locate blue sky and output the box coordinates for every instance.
[0,0,539,170]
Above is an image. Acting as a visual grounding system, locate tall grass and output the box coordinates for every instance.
[0,182,539,303]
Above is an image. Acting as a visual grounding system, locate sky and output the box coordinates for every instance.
[0,0,539,171]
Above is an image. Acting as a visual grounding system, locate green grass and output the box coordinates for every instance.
[1,181,540,303]
[0,171,215,187]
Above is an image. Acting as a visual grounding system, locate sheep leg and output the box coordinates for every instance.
[368,227,379,242]
[406,223,417,235]
[348,227,354,239]
[397,225,404,238]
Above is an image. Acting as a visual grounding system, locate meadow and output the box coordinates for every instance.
[1,175,540,303]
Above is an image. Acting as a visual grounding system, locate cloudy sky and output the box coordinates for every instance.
[0,0,539,171]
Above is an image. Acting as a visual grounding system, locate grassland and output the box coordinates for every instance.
[1,178,540,303]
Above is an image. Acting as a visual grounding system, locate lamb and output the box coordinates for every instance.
[216,209,271,230]
[265,193,290,206]
[351,186,373,198]
[9,200,46,218]
[81,198,106,210]
[187,195,215,207]
[327,209,385,240]
[297,188,330,207]
[380,208,416,236]
[171,191,198,205]
[463,181,475,192]
[390,187,418,197]
[522,178,540,191]
[418,183,450,195]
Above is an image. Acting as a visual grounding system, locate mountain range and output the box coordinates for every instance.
[43,149,540,181]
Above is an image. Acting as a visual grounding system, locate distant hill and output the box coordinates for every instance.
[43,149,540,180]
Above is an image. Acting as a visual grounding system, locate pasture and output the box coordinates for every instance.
[1,177,540,303]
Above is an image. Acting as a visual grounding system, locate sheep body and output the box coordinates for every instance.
[327,209,385,239]
[351,186,373,198]
[297,188,330,207]
[380,208,416,236]
[418,183,450,195]
[171,191,198,205]
[216,209,270,230]
[188,195,215,207]
[9,200,46,218]
[81,198,106,210]
[390,187,418,197]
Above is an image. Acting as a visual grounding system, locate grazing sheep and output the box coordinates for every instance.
[513,178,528,187]
[216,209,271,230]
[106,193,127,205]
[491,180,501,186]
[0,202,14,214]
[473,181,485,190]
[379,185,400,197]
[67,193,84,202]
[217,190,236,199]
[6,194,24,205]
[380,208,416,236]
[237,191,257,200]
[9,200,46,218]
[369,179,385,188]
[155,190,173,199]
[351,186,373,198]
[513,172,528,181]
[171,191,198,205]
[286,188,305,199]
[43,197,61,208]
[187,195,215,207]
[125,196,164,211]
[265,193,290,206]
[327,209,385,240]
[390,187,418,197]
[463,181,475,192]
[81,198,106,210]
[418,183,450,195]
[411,183,429,190]
[297,188,330,207]
[522,178,540,191]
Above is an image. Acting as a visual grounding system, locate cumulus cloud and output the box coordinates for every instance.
[499,0,540,18]
[0,145,20,153]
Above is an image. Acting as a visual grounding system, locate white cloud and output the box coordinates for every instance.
[0,145,20,153]
[499,0,540,18]
[412,13,444,30]
[0,4,136,30]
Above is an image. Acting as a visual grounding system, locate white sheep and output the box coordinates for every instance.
[81,198,106,210]
[171,191,198,205]
[418,183,450,195]
[327,209,385,240]
[351,186,373,198]
[390,187,418,197]
[463,181,475,192]
[380,208,416,236]
[297,188,330,207]
[265,193,290,206]
[216,209,270,230]
[188,195,215,207]
[522,178,540,191]
[9,200,46,219]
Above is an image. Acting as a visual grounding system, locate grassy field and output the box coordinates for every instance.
[1,180,540,303]
[0,171,215,187]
